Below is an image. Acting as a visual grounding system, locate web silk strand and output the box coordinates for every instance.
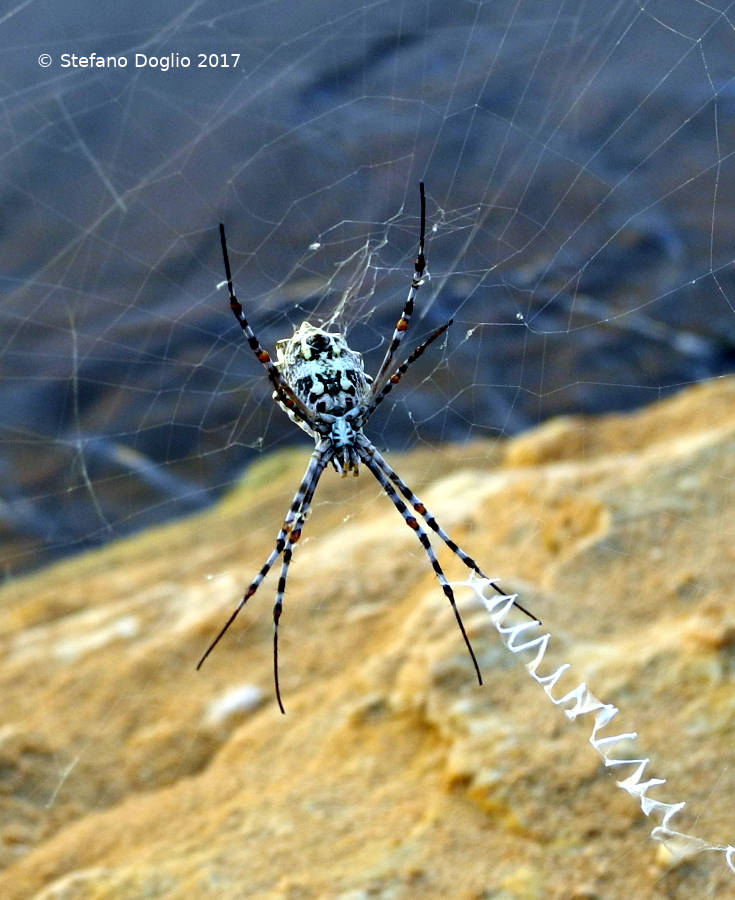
[458,574,735,874]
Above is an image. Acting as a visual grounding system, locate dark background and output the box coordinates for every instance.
[2,0,734,576]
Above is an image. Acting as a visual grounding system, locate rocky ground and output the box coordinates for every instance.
[1,377,734,899]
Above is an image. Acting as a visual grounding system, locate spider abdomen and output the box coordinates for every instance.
[275,321,371,417]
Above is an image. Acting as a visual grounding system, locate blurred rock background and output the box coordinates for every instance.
[0,377,733,898]
[3,5,735,893]
[2,0,735,575]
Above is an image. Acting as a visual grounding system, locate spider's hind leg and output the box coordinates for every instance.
[219,223,313,424]
[371,181,427,390]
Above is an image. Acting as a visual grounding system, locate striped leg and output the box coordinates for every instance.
[371,182,427,389]
[269,452,329,714]
[365,442,538,622]
[365,318,453,420]
[196,443,327,672]
[361,452,483,685]
[219,223,313,424]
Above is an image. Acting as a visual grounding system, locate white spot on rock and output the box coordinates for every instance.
[54,616,139,662]
[204,684,263,727]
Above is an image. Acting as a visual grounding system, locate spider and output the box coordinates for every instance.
[198,182,536,712]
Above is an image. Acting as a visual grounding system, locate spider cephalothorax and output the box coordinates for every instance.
[198,183,536,712]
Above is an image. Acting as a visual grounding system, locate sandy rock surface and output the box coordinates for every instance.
[1,377,734,898]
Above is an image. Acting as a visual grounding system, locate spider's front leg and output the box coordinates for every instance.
[358,446,483,685]
[365,442,538,623]
[196,443,328,703]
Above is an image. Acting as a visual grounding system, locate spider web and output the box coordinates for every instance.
[3,0,733,575]
[1,0,735,893]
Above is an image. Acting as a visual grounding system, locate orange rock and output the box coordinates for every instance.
[1,377,734,898]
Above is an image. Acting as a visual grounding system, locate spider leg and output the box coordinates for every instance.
[371,182,427,390]
[360,450,483,685]
[196,443,327,673]
[365,318,453,421]
[364,441,538,623]
[219,223,314,425]
[269,454,328,714]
